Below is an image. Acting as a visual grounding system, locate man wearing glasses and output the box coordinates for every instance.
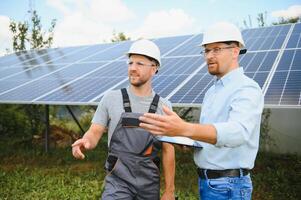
[72,39,175,200]
[139,22,264,200]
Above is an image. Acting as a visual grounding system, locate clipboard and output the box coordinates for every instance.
[156,136,203,148]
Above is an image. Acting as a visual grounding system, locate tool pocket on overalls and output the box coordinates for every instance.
[105,155,118,174]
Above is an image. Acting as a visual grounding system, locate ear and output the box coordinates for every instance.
[233,47,240,59]
[151,66,157,75]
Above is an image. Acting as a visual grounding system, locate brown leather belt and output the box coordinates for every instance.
[197,168,250,179]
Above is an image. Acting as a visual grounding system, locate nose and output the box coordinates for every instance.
[206,51,214,59]
[128,62,138,70]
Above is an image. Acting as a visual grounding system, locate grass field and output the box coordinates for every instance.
[0,136,300,200]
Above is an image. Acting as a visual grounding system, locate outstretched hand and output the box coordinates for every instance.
[71,138,91,159]
[139,105,188,137]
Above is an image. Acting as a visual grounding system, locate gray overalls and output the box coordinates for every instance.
[101,88,162,200]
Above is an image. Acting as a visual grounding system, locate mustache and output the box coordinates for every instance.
[206,58,215,63]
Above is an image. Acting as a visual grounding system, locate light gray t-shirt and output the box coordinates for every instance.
[92,87,172,146]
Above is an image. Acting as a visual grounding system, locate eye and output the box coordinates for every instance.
[212,48,221,53]
[136,62,145,66]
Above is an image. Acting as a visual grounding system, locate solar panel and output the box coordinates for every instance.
[243,24,290,51]
[265,49,301,106]
[286,23,301,48]
[0,23,300,108]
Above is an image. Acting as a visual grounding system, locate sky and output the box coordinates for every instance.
[0,0,301,56]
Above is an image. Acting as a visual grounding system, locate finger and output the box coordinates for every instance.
[162,105,174,116]
[72,139,84,147]
[139,116,168,130]
[139,122,165,135]
[73,147,85,159]
[142,113,167,122]
[84,142,90,150]
[139,114,168,125]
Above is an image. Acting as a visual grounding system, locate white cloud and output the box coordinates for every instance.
[130,9,197,40]
[90,0,135,23]
[47,0,135,47]
[46,0,73,15]
[0,15,12,56]
[44,1,198,48]
[272,5,301,19]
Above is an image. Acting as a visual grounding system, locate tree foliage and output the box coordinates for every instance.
[2,11,57,141]
[272,17,300,25]
[257,12,267,27]
[9,10,56,52]
[111,30,130,42]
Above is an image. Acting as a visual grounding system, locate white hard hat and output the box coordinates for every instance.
[126,39,161,67]
[201,22,246,54]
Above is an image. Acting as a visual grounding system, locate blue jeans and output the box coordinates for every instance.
[198,174,252,200]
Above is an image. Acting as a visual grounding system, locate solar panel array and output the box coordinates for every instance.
[0,23,300,108]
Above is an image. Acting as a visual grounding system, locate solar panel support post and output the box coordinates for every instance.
[45,105,50,153]
[66,105,85,135]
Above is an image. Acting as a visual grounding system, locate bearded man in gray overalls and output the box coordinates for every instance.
[72,39,176,200]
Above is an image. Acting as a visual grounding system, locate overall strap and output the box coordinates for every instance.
[121,88,132,112]
[148,94,160,113]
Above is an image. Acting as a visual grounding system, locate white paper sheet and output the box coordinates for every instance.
[157,136,203,148]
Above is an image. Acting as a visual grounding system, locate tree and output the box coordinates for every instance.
[111,30,130,42]
[272,17,300,25]
[4,10,57,142]
[257,12,267,27]
[9,10,56,52]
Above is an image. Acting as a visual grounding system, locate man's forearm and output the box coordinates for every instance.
[82,124,105,149]
[162,144,175,193]
[183,122,217,144]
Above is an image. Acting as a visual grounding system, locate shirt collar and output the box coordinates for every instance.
[214,67,244,86]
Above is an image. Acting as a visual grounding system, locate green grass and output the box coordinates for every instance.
[0,137,300,200]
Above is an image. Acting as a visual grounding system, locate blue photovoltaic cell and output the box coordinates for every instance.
[0,49,56,68]
[0,67,33,79]
[265,48,301,105]
[239,52,256,69]
[264,71,288,105]
[79,41,132,62]
[153,56,205,97]
[258,51,278,71]
[153,35,193,55]
[291,49,301,70]
[49,43,115,64]
[0,64,66,93]
[244,52,267,72]
[0,62,108,101]
[37,61,128,102]
[0,46,85,69]
[253,72,270,88]
[167,34,203,56]
[159,56,204,75]
[277,50,294,71]
[286,23,301,48]
[38,76,127,103]
[170,73,213,104]
[243,25,290,51]
[280,71,301,105]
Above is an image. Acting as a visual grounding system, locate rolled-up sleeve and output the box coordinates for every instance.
[214,84,264,147]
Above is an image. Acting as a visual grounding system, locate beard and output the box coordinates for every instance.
[129,75,148,87]
[207,60,220,76]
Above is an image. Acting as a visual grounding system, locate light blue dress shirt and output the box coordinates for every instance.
[194,67,264,170]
